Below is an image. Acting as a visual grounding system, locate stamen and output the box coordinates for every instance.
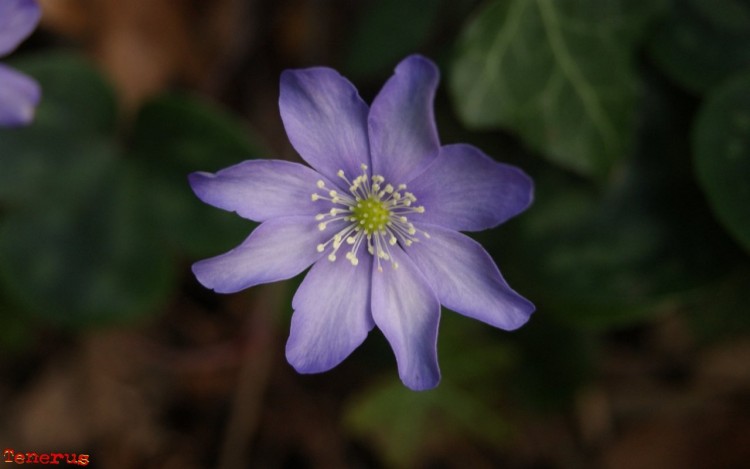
[313,166,427,269]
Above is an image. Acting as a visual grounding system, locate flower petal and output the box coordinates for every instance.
[279,67,370,182]
[408,144,534,232]
[192,216,335,293]
[371,246,440,390]
[189,159,328,222]
[287,251,374,373]
[0,64,40,127]
[369,55,440,184]
[406,225,534,331]
[0,0,40,57]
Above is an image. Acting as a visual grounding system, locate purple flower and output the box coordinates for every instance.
[0,0,41,127]
[190,55,534,390]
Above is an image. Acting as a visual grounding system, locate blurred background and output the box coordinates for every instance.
[1,0,749,467]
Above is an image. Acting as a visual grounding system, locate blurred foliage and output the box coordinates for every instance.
[344,0,443,80]
[683,266,750,344]
[345,313,515,467]
[693,72,750,253]
[495,67,742,330]
[130,95,261,258]
[649,0,750,94]
[0,52,261,329]
[450,0,666,177]
[344,0,482,81]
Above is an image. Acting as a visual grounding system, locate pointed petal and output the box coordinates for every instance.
[192,216,336,293]
[189,159,330,222]
[287,252,374,373]
[0,64,39,127]
[369,55,440,184]
[279,67,370,182]
[0,0,41,57]
[406,225,534,330]
[371,246,440,390]
[408,144,534,232]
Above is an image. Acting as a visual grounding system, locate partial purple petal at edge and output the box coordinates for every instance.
[406,224,534,331]
[0,64,40,127]
[0,0,41,57]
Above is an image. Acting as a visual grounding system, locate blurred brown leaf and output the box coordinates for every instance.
[39,0,252,109]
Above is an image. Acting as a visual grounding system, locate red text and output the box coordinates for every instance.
[3,449,89,466]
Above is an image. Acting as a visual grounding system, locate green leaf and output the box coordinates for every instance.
[693,72,750,253]
[130,94,265,257]
[0,130,116,206]
[344,313,516,467]
[10,52,118,135]
[0,53,119,206]
[496,70,740,328]
[450,0,665,177]
[0,164,174,327]
[131,93,263,168]
[0,53,174,326]
[649,0,750,94]
[345,382,511,467]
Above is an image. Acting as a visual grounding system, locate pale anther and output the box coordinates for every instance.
[312,166,427,270]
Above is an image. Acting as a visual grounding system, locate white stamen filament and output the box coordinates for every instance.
[310,164,426,270]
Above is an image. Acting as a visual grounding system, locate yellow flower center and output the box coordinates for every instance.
[351,196,390,234]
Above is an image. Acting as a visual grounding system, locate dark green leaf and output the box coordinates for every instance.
[693,72,750,253]
[0,164,174,327]
[130,94,265,257]
[495,70,739,328]
[345,382,511,467]
[0,53,119,206]
[649,0,750,94]
[344,313,516,466]
[131,93,263,168]
[0,130,116,206]
[450,0,665,177]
